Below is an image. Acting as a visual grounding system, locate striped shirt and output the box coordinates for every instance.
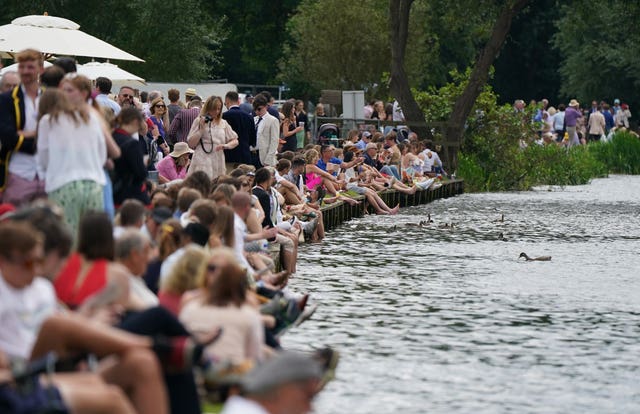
[167,107,200,144]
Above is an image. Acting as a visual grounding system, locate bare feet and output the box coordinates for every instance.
[390,204,400,215]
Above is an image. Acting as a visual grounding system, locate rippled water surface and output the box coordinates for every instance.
[285,175,640,414]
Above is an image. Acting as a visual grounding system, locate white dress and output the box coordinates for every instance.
[187,118,238,179]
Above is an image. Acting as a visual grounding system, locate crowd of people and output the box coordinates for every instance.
[513,97,634,147]
[0,49,454,413]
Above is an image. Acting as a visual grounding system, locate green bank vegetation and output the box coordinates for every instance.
[414,69,640,192]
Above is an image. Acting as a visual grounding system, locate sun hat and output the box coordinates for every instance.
[362,131,372,138]
[614,98,620,104]
[169,142,194,158]
[185,88,197,97]
[569,99,579,108]
[242,351,322,395]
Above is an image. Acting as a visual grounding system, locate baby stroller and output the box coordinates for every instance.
[317,123,339,146]
[395,125,411,143]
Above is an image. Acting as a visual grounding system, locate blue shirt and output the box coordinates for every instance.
[317,157,342,175]
[95,93,121,116]
[355,140,367,150]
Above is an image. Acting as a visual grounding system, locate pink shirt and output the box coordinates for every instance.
[156,156,187,182]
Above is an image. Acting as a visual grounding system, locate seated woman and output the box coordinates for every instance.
[159,245,208,316]
[54,211,130,313]
[179,248,264,370]
[156,142,193,184]
[342,150,399,215]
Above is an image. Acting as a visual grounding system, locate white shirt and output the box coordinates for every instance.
[0,274,57,359]
[95,94,121,116]
[160,246,187,284]
[9,85,42,180]
[392,100,405,122]
[220,396,269,414]
[554,111,565,131]
[37,111,107,192]
[129,275,159,307]
[233,213,255,272]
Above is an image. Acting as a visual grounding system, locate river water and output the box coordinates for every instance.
[285,175,640,414]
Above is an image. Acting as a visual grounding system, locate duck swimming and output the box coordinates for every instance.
[493,213,505,223]
[519,252,551,261]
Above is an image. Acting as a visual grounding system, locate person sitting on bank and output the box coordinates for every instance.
[156,142,193,184]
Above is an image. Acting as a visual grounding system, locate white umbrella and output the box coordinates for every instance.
[0,60,52,75]
[0,15,143,62]
[77,61,145,85]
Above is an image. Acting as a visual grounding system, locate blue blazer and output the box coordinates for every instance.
[0,86,38,190]
[223,106,257,164]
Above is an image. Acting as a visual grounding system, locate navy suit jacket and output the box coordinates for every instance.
[0,86,38,190]
[223,106,256,164]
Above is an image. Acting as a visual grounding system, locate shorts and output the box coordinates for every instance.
[346,184,367,195]
[0,379,69,414]
[275,234,295,251]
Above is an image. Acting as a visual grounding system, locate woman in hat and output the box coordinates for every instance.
[564,99,583,147]
[156,142,193,184]
[187,96,239,180]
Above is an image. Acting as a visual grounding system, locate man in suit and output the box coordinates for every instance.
[223,91,256,172]
[253,94,280,168]
[0,49,45,205]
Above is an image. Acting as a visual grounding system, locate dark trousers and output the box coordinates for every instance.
[118,307,201,414]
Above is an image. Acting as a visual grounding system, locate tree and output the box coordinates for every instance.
[0,0,225,82]
[553,1,640,110]
[389,0,431,138]
[443,0,530,171]
[206,0,302,84]
[278,0,390,97]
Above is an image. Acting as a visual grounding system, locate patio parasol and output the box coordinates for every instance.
[77,61,145,85]
[0,15,143,62]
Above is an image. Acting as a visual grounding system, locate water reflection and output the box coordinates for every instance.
[285,175,640,413]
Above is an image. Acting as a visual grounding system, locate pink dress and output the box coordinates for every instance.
[305,171,323,190]
[156,156,187,182]
[187,118,238,180]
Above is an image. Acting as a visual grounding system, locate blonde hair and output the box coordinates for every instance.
[150,97,169,128]
[200,96,223,122]
[161,245,208,295]
[305,149,319,164]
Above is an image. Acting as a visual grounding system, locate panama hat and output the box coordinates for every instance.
[169,142,194,158]
[569,99,579,108]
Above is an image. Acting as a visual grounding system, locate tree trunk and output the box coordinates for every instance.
[389,0,432,140]
[444,0,531,172]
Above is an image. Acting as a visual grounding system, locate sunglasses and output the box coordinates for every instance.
[155,105,166,109]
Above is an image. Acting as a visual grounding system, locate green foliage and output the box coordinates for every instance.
[553,1,640,108]
[205,0,301,84]
[278,0,390,96]
[1,0,225,82]
[587,132,640,174]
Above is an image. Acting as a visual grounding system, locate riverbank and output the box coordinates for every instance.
[319,179,464,231]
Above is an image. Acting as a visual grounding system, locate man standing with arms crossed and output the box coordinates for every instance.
[0,49,45,205]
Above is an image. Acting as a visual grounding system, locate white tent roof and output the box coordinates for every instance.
[77,61,145,84]
[0,60,52,75]
[0,15,143,62]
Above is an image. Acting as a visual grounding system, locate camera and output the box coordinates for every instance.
[203,114,213,123]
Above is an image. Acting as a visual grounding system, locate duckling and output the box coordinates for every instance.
[519,252,551,261]
[498,232,508,241]
[425,213,434,224]
[438,222,455,229]
[493,213,505,223]
[404,220,427,227]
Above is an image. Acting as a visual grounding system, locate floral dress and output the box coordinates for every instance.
[187,118,238,180]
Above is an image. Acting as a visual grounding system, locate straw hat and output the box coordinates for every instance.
[185,88,197,97]
[169,142,194,158]
[569,99,579,108]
